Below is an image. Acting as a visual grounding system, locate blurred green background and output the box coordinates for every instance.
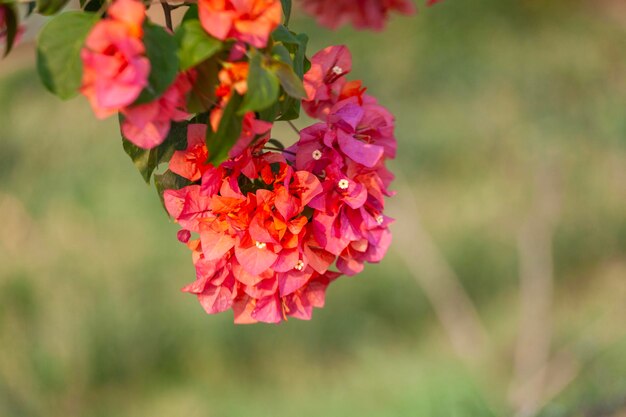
[1,0,626,416]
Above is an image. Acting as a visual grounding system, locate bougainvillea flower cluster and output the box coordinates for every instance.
[160,44,396,323]
[23,0,441,324]
[302,0,416,30]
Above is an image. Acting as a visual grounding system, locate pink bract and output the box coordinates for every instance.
[121,71,195,149]
[198,0,282,48]
[80,0,149,119]
[302,0,416,31]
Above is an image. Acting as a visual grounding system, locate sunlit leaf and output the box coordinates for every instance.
[206,93,244,166]
[121,119,188,183]
[36,11,98,99]
[175,20,222,71]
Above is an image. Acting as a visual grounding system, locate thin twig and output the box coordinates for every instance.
[287,120,301,135]
[509,157,562,417]
[392,170,491,362]
[264,146,296,155]
[160,0,173,31]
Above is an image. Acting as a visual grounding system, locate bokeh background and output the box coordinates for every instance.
[1,0,626,416]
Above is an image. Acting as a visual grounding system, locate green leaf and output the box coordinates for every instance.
[268,39,306,120]
[271,61,307,99]
[206,93,244,166]
[239,51,279,115]
[121,119,188,183]
[81,0,103,12]
[276,96,301,121]
[1,4,18,58]
[36,12,98,99]
[272,44,292,65]
[37,0,70,16]
[175,20,222,71]
[182,4,199,22]
[293,33,310,78]
[135,22,179,104]
[187,57,219,113]
[270,26,309,78]
[155,170,192,212]
[271,25,299,45]
[267,138,285,150]
[280,0,292,26]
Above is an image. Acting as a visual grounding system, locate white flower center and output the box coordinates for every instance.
[332,65,343,75]
[255,241,267,249]
[294,260,305,271]
[312,150,322,160]
[376,215,384,225]
[338,179,350,190]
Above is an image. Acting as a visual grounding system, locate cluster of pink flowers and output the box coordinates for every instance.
[164,45,396,323]
[302,0,443,30]
[79,0,284,149]
[80,0,195,149]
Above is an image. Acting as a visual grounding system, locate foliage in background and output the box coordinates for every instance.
[1,0,626,416]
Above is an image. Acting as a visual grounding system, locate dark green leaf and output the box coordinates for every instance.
[134,22,179,104]
[155,170,192,212]
[267,139,285,150]
[280,0,292,26]
[81,0,103,12]
[271,26,309,78]
[272,44,292,65]
[271,25,299,45]
[182,4,199,22]
[271,61,307,99]
[206,93,243,166]
[277,96,301,121]
[239,51,279,115]
[1,4,18,58]
[37,0,70,16]
[293,33,309,78]
[175,20,222,71]
[186,57,219,113]
[121,118,189,183]
[36,12,98,99]
[26,2,37,17]
[258,101,279,122]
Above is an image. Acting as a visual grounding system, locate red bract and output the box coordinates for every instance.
[302,0,415,31]
[169,123,210,181]
[121,71,195,149]
[198,0,282,48]
[80,0,149,118]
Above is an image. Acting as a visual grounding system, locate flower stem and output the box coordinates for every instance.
[264,147,296,156]
[287,120,300,135]
[161,1,173,31]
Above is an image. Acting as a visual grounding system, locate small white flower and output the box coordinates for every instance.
[332,65,343,75]
[255,241,267,249]
[312,150,322,160]
[338,179,350,190]
[376,215,385,225]
[294,260,305,271]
